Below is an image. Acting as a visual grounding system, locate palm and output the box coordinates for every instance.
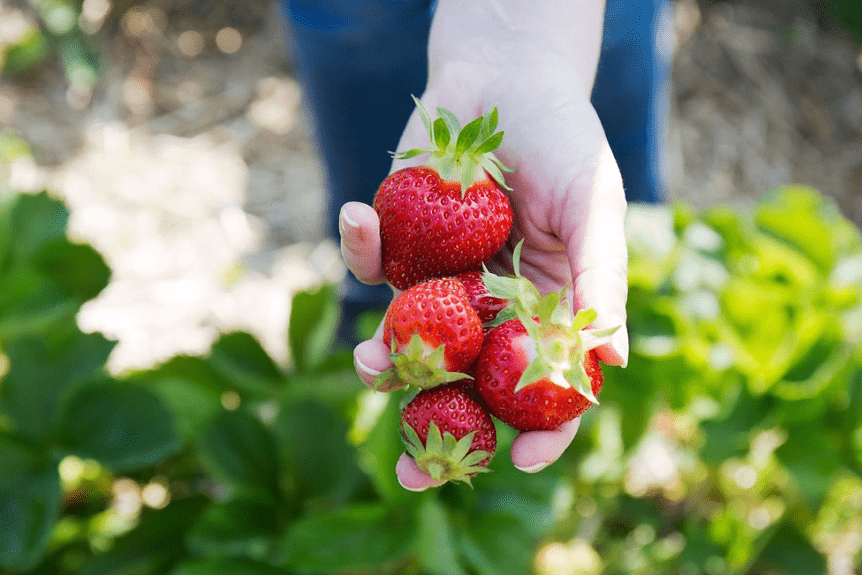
[340,58,628,491]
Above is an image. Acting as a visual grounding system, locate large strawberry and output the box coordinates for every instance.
[473,246,620,431]
[374,97,514,291]
[376,277,483,390]
[400,383,497,485]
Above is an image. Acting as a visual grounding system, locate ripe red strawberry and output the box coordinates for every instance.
[455,271,509,328]
[374,98,514,291]
[472,247,620,431]
[401,383,497,485]
[474,317,607,431]
[376,277,483,390]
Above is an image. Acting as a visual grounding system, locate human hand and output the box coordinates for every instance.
[339,1,629,491]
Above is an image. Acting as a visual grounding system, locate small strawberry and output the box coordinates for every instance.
[374,97,514,291]
[376,277,484,390]
[400,383,497,485]
[472,244,620,431]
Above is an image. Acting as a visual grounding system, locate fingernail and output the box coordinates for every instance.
[340,204,360,233]
[608,314,629,368]
[354,354,381,378]
[397,475,429,492]
[515,461,551,473]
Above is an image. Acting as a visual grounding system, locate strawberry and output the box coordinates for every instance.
[474,317,607,431]
[472,243,620,431]
[374,97,514,291]
[376,277,484,390]
[400,383,497,485]
[455,271,509,329]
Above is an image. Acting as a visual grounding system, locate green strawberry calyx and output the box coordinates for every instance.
[392,95,514,195]
[401,421,492,487]
[482,240,620,404]
[480,239,540,328]
[374,333,472,391]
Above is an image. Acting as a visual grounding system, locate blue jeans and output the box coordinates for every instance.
[280,0,671,334]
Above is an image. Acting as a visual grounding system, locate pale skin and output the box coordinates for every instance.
[339,0,629,491]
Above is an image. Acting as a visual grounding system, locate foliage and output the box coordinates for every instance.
[1,0,98,89]
[0,184,860,575]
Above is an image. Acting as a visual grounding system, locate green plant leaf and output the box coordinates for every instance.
[358,393,410,501]
[0,435,60,572]
[57,379,182,472]
[278,504,415,572]
[169,558,287,575]
[755,521,826,575]
[271,399,363,503]
[283,362,365,406]
[78,496,209,575]
[9,191,69,266]
[131,354,234,392]
[197,409,280,498]
[34,240,110,301]
[3,28,50,77]
[700,384,774,464]
[147,377,223,441]
[459,513,535,575]
[0,269,80,342]
[775,426,842,510]
[455,116,483,157]
[185,497,279,560]
[1,333,115,442]
[437,107,462,134]
[415,496,468,575]
[288,284,340,373]
[433,117,451,150]
[755,186,838,275]
[472,131,504,155]
[208,332,284,396]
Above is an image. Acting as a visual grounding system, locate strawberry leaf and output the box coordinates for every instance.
[433,118,451,151]
[489,152,515,172]
[572,309,598,331]
[455,116,483,156]
[484,306,516,328]
[460,450,493,469]
[426,421,444,454]
[487,107,499,134]
[413,95,433,136]
[460,158,477,196]
[579,325,620,352]
[437,156,456,182]
[512,239,524,277]
[437,107,461,134]
[449,431,476,463]
[514,357,549,393]
[480,156,512,191]
[392,148,426,160]
[473,131,504,155]
[567,365,599,404]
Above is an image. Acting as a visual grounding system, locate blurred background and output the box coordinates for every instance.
[0,0,861,574]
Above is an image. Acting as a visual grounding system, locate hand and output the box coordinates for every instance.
[339,1,629,491]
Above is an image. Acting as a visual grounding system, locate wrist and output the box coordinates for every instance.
[429,0,605,89]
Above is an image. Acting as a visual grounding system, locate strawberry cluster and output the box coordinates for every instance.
[371,100,619,486]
